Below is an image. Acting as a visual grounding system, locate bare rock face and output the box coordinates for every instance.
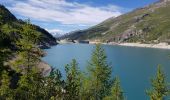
[38,61,51,76]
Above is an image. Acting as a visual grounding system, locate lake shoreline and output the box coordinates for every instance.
[57,39,170,50]
[89,41,170,50]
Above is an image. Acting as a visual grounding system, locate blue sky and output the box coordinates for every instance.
[0,0,158,35]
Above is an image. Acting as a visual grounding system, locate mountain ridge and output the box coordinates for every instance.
[65,0,170,44]
[0,4,57,48]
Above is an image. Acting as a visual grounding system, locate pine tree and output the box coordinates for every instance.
[13,20,42,73]
[11,20,45,99]
[146,65,170,100]
[15,67,45,100]
[0,19,14,100]
[0,71,13,100]
[104,76,124,100]
[85,44,112,100]
[64,59,81,100]
[43,68,64,100]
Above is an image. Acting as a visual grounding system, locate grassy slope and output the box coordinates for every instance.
[74,1,170,43]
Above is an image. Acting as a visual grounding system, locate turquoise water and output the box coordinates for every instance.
[42,44,170,100]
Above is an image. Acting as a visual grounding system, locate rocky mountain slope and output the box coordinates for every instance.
[68,0,170,43]
[0,5,57,48]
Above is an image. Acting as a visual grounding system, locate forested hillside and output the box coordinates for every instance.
[0,5,57,49]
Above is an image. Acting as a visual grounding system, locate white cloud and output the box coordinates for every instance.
[6,0,124,25]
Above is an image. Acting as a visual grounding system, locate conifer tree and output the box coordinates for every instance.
[146,65,170,100]
[0,71,13,99]
[12,20,44,99]
[44,68,64,100]
[13,20,42,73]
[64,59,81,100]
[85,44,112,100]
[104,76,124,100]
[14,67,45,100]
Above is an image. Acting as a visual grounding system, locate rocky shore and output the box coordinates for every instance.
[118,42,170,49]
[38,61,51,76]
[89,41,170,50]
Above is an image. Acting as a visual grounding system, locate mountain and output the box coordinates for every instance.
[51,32,63,38]
[56,30,83,40]
[0,4,54,75]
[68,0,170,43]
[0,5,57,48]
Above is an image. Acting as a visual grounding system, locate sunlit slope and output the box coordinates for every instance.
[70,0,170,43]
